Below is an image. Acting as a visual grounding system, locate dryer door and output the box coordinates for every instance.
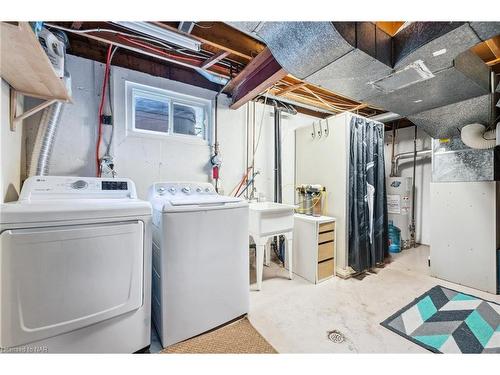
[0,220,144,349]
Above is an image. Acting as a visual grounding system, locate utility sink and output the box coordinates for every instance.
[249,202,296,237]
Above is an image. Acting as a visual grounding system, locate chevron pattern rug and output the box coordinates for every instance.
[381,286,500,353]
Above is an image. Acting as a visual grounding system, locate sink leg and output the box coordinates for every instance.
[284,233,293,280]
[264,239,271,267]
[256,243,264,291]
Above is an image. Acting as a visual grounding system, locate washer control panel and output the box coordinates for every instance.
[153,182,216,197]
[19,176,137,201]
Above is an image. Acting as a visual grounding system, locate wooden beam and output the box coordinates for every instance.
[227,47,287,109]
[200,50,230,69]
[275,82,307,96]
[485,36,500,58]
[487,56,500,66]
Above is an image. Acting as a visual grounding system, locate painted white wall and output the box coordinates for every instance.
[242,103,317,204]
[111,62,221,198]
[384,126,432,245]
[22,55,314,201]
[0,79,24,203]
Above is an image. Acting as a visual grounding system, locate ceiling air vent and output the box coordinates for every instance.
[370,60,434,93]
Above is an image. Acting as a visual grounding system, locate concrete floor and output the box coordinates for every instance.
[248,245,500,353]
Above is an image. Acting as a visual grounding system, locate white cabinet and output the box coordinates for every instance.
[292,214,336,284]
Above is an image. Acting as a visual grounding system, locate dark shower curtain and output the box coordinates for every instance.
[348,116,388,272]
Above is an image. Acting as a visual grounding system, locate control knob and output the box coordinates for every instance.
[71,180,88,190]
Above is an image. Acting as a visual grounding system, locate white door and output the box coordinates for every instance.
[0,221,144,348]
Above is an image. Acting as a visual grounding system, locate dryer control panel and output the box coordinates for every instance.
[19,176,138,201]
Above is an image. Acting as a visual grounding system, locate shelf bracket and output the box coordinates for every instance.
[9,88,58,131]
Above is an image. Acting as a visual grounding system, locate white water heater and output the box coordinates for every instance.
[386,177,412,249]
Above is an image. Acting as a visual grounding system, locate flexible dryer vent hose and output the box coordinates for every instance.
[460,123,497,150]
[28,102,64,176]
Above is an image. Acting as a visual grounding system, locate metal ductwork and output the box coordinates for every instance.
[366,50,490,119]
[27,28,69,177]
[28,102,64,176]
[227,21,500,138]
[407,94,491,138]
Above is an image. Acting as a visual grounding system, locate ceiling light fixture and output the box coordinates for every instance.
[113,21,201,51]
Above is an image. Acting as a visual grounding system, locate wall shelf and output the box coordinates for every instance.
[0,22,71,130]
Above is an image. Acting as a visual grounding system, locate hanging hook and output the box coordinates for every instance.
[324,118,330,138]
[317,119,323,139]
[311,121,316,139]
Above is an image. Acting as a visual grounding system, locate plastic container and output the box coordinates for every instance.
[388,221,402,253]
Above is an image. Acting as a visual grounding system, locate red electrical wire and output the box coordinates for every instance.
[96,45,113,177]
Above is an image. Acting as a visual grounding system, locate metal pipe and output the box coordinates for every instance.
[390,123,396,176]
[28,102,64,176]
[410,126,417,248]
[195,68,229,85]
[245,103,250,199]
[211,79,232,193]
[392,149,431,176]
[274,107,282,203]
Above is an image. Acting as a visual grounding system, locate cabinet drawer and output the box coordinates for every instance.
[318,259,334,281]
[318,241,334,262]
[318,231,334,243]
[319,222,335,233]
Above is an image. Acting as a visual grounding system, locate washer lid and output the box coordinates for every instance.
[168,195,243,206]
[0,199,152,225]
[153,195,247,213]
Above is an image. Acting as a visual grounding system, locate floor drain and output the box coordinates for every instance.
[327,330,345,344]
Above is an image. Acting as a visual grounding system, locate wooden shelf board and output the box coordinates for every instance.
[0,22,70,101]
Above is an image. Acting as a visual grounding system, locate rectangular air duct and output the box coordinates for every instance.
[365,50,490,118]
[407,94,492,139]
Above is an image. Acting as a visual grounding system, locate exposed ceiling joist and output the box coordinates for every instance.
[226,47,287,109]
[275,82,307,96]
[485,36,500,58]
[200,50,231,69]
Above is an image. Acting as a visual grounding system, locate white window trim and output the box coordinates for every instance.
[125,81,212,145]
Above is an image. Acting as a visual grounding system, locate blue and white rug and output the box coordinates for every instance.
[381,285,500,353]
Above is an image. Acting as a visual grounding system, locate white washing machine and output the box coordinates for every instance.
[0,176,152,353]
[148,182,249,347]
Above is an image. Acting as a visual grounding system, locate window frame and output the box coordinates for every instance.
[125,81,212,144]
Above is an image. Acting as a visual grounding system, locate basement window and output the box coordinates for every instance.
[127,81,211,141]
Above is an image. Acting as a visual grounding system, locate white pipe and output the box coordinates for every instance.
[461,123,496,149]
[497,122,500,146]
[370,112,402,123]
